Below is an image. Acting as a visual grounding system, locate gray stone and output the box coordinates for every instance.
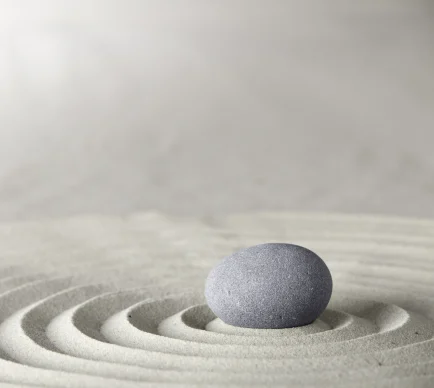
[205,243,333,329]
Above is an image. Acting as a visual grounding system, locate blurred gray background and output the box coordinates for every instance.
[0,0,433,221]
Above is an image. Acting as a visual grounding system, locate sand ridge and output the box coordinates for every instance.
[0,212,433,387]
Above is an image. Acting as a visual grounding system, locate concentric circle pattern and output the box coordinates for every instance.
[0,212,434,387]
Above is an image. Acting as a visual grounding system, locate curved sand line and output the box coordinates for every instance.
[0,213,433,387]
[102,296,432,358]
[158,305,377,345]
[206,314,332,335]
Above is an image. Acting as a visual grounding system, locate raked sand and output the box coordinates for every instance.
[0,212,433,387]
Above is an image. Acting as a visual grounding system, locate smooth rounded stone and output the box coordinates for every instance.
[205,243,333,329]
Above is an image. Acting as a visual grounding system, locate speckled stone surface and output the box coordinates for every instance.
[205,243,333,329]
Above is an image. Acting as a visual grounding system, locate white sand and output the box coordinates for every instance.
[0,212,433,387]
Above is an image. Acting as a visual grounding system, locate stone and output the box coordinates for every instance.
[204,243,333,329]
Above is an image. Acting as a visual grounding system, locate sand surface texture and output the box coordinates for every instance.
[0,212,433,387]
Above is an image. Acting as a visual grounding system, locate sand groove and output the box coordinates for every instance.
[0,212,433,387]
